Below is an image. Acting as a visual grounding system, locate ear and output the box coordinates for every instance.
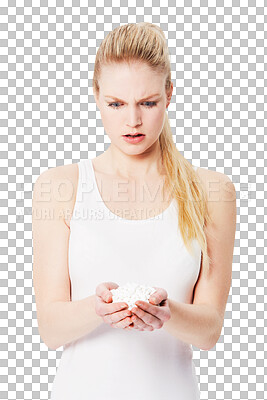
[166,82,173,108]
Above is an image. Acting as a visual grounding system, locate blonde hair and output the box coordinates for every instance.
[93,22,212,277]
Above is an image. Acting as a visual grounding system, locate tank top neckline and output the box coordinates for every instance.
[87,158,176,223]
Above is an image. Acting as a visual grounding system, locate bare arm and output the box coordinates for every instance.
[164,174,236,350]
[32,166,102,351]
[41,295,103,350]
[163,300,220,350]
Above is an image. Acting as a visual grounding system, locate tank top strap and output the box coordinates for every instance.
[75,159,94,201]
[70,159,96,225]
[78,158,93,184]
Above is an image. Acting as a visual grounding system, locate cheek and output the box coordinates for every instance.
[100,110,122,137]
[101,110,118,127]
[150,108,165,126]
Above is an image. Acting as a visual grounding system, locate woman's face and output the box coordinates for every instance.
[93,61,173,155]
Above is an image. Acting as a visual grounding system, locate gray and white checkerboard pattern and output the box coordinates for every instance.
[1,1,266,399]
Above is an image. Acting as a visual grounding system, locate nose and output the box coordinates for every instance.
[126,105,142,127]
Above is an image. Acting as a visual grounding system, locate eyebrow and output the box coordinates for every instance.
[104,93,161,102]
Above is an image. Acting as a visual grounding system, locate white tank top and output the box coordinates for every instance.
[50,158,201,400]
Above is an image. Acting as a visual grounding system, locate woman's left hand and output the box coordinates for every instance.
[125,287,171,332]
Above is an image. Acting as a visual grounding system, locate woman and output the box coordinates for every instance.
[32,22,236,400]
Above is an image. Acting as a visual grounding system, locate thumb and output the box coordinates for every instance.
[149,288,159,304]
[97,282,119,302]
[150,296,158,304]
[104,292,113,303]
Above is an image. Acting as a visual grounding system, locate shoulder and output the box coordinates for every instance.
[195,167,236,216]
[33,163,79,227]
[191,167,236,342]
[34,162,78,185]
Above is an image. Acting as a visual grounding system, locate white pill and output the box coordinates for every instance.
[111,282,157,310]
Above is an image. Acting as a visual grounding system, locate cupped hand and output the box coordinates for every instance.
[125,286,171,332]
[94,282,133,330]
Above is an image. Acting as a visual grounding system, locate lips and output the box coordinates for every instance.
[122,134,146,143]
[123,133,145,137]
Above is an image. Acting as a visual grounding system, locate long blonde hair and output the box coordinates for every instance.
[92,22,212,277]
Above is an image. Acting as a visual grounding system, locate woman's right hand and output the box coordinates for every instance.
[94,282,133,330]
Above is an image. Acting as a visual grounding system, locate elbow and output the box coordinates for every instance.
[38,325,59,351]
[203,320,222,351]
[201,337,219,351]
[44,342,57,351]
[45,340,59,351]
[43,333,61,350]
[42,336,60,351]
[40,334,55,351]
[201,339,219,351]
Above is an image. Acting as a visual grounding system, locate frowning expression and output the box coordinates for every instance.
[93,61,172,154]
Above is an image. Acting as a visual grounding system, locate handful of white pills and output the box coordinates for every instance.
[110,282,157,311]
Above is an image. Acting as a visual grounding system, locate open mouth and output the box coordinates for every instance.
[124,134,144,137]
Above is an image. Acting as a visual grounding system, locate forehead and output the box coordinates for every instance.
[99,62,165,92]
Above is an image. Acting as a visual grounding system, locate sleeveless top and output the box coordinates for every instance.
[50,158,201,400]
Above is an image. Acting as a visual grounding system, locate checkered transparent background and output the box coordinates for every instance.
[0,1,266,399]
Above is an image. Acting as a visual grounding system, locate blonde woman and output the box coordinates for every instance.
[32,22,236,400]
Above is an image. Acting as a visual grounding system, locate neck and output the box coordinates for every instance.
[106,142,164,179]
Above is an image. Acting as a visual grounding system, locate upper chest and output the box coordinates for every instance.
[62,162,222,226]
[94,169,173,219]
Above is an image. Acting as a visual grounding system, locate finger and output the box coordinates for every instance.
[124,318,143,331]
[135,301,160,315]
[124,318,135,329]
[95,282,119,302]
[130,314,153,331]
[135,301,171,325]
[132,305,163,329]
[105,309,132,324]
[149,288,168,305]
[149,288,159,304]
[98,298,129,317]
[111,315,132,329]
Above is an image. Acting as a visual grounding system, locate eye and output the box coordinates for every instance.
[108,102,121,109]
[143,101,157,108]
[108,101,157,109]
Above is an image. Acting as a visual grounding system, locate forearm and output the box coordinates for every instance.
[40,294,103,350]
[163,299,221,350]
